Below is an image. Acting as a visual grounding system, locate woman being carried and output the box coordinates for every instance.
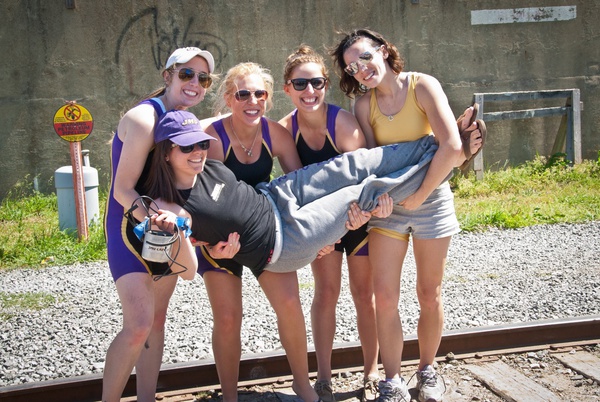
[141,103,482,400]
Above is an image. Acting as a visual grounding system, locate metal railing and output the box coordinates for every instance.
[471,89,582,180]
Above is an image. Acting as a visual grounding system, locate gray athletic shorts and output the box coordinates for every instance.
[367,182,460,240]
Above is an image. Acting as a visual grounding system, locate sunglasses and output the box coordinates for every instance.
[172,140,211,153]
[286,77,327,91]
[174,68,212,88]
[344,46,383,76]
[234,89,269,102]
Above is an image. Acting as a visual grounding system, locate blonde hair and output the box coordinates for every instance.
[212,62,274,116]
[283,44,329,82]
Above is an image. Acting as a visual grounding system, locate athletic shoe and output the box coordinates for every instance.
[416,365,446,401]
[362,376,379,401]
[314,379,336,402]
[377,379,410,402]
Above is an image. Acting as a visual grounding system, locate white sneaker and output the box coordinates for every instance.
[416,365,446,402]
[377,378,410,402]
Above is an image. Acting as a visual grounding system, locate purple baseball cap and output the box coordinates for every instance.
[154,110,216,146]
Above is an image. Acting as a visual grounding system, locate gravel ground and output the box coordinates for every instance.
[1,221,599,388]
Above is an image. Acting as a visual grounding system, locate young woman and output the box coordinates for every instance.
[279,45,379,402]
[331,28,485,402]
[103,47,215,402]
[198,62,304,402]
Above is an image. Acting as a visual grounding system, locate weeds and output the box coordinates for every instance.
[452,154,600,232]
[0,183,107,269]
[0,154,599,269]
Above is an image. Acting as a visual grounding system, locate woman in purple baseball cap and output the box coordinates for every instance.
[103,46,215,402]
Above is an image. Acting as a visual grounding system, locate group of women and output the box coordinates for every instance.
[104,27,485,402]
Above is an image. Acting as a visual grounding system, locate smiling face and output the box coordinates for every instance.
[342,38,388,89]
[227,73,267,126]
[168,141,209,188]
[164,56,211,110]
[284,62,328,113]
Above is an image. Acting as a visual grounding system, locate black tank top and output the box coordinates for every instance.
[212,118,274,188]
[292,104,342,166]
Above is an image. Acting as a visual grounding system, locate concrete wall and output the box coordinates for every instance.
[1,0,599,198]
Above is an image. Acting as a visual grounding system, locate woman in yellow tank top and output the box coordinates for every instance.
[331,28,484,402]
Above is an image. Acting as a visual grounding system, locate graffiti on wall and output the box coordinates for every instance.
[115,7,228,71]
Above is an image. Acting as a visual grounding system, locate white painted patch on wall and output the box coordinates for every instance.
[471,6,576,26]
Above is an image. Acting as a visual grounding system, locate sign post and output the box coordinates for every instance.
[53,101,94,241]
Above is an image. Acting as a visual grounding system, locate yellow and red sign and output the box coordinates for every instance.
[53,103,93,142]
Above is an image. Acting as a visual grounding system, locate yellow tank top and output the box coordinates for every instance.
[369,73,432,145]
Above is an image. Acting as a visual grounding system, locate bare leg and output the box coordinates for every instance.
[310,251,342,382]
[369,233,409,380]
[258,271,319,402]
[102,272,176,402]
[347,254,379,379]
[135,274,178,402]
[204,272,243,402]
[412,237,450,368]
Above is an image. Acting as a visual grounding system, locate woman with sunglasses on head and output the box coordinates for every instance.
[103,47,214,402]
[279,44,381,402]
[331,29,485,402]
[200,62,306,402]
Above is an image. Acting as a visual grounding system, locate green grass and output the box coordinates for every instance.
[0,153,599,270]
[0,291,61,310]
[0,290,63,319]
[452,153,600,231]
[0,181,107,270]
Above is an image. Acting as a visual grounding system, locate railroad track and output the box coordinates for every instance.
[1,315,599,402]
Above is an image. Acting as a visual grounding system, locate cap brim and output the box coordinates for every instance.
[169,131,217,146]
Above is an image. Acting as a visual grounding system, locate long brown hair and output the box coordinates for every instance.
[329,28,405,97]
[142,141,185,205]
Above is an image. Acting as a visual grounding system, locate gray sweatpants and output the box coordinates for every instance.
[257,135,447,273]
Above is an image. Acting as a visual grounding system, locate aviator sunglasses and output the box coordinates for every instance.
[344,46,383,76]
[286,77,327,91]
[174,68,213,88]
[234,89,269,102]
[172,140,211,153]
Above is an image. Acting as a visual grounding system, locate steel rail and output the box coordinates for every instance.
[1,315,599,402]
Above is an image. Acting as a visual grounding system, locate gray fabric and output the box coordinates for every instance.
[368,182,460,239]
[257,135,447,272]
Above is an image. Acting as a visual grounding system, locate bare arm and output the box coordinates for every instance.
[268,119,303,173]
[400,74,462,210]
[333,108,367,152]
[204,124,226,162]
[113,104,159,222]
[277,110,294,133]
[353,93,378,149]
